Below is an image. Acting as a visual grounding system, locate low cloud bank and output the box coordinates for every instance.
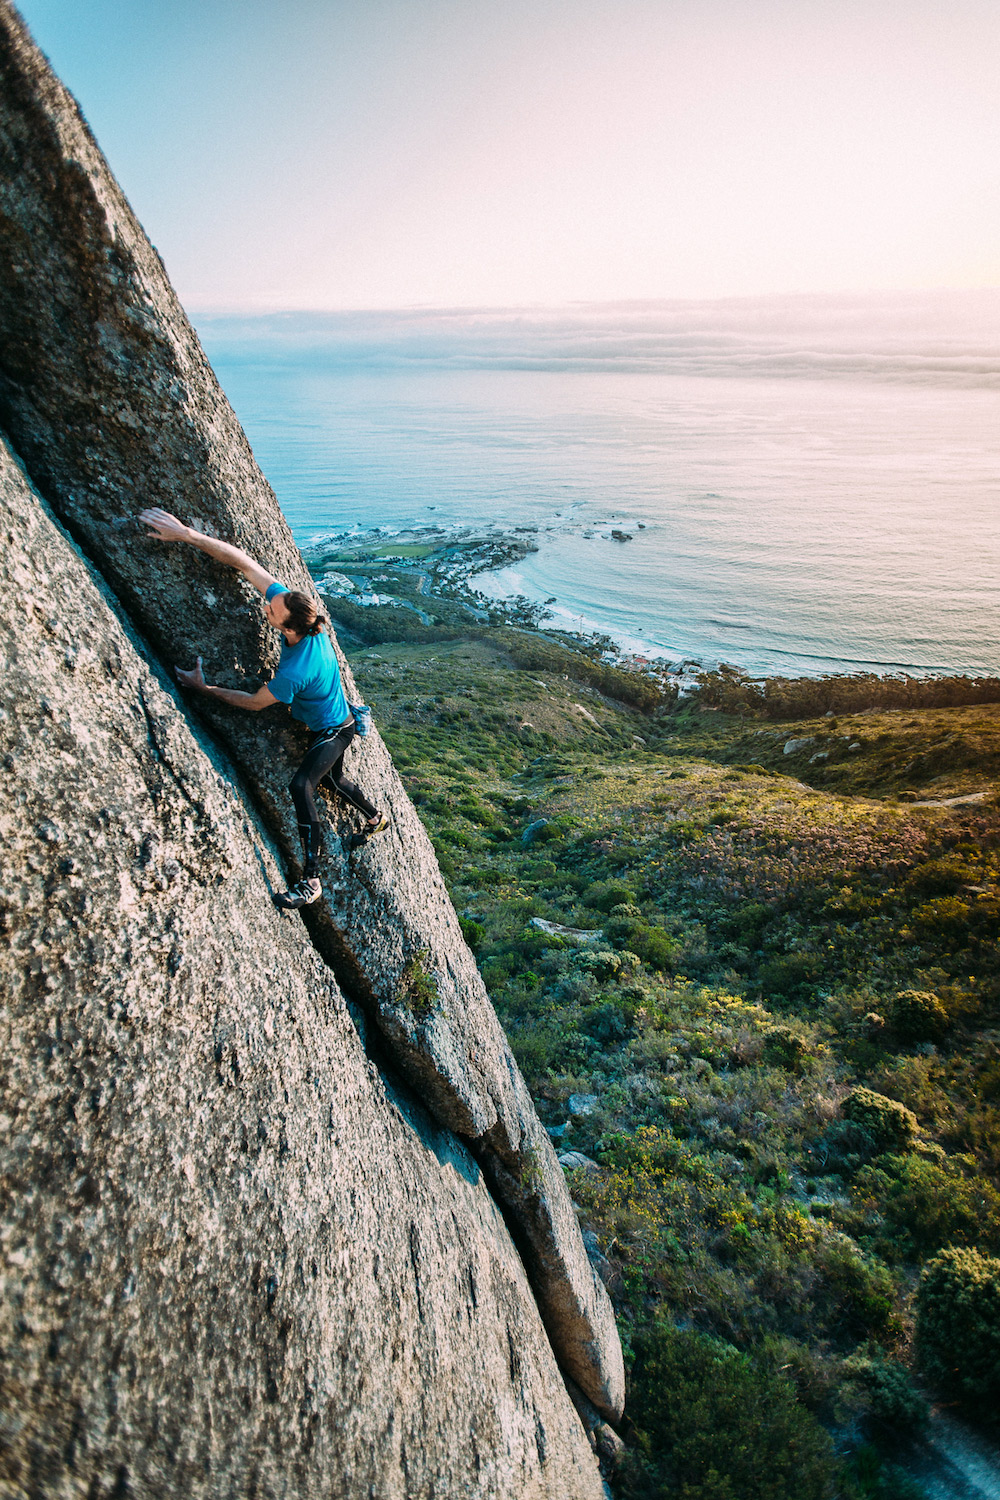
[197,290,1000,388]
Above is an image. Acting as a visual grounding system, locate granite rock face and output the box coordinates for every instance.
[0,0,622,1423]
[0,0,624,1484]
[0,436,608,1498]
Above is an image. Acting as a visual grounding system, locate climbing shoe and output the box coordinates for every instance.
[348,814,389,851]
[273,877,322,911]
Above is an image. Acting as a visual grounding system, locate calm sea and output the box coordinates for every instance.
[200,296,1000,677]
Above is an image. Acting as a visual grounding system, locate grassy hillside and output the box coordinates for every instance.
[337,605,1000,1500]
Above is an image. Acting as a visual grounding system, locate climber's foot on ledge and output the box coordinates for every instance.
[348,813,389,850]
[273,876,322,911]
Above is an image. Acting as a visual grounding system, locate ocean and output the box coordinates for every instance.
[199,294,1000,677]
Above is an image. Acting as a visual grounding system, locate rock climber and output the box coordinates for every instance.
[139,507,388,909]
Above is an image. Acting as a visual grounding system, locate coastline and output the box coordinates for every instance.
[304,520,992,688]
[303,522,705,698]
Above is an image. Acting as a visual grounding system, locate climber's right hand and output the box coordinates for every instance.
[140,507,190,543]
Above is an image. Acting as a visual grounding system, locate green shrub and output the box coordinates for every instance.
[480,954,515,986]
[628,1321,835,1500]
[630,926,681,972]
[662,818,706,848]
[841,1089,918,1153]
[917,1246,1000,1415]
[839,1446,929,1500]
[583,879,636,912]
[903,857,976,897]
[456,796,498,827]
[910,896,972,939]
[601,904,680,972]
[460,918,485,952]
[576,948,641,982]
[580,1001,630,1045]
[889,989,948,1044]
[756,951,825,1005]
[840,1353,927,1431]
[813,1233,897,1341]
[605,901,644,942]
[817,1117,879,1174]
[763,1026,810,1072]
[719,900,774,948]
[396,952,439,1020]
[509,1019,592,1078]
[852,1152,1000,1260]
[508,1023,562,1079]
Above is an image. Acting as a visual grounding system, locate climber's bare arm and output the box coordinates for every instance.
[139,507,278,596]
[175,656,278,711]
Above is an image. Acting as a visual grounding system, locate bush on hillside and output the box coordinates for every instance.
[812,1233,898,1342]
[627,1321,835,1500]
[841,1089,918,1153]
[840,1353,928,1432]
[604,905,680,972]
[762,1025,811,1072]
[917,1246,1000,1416]
[326,598,464,644]
[852,1152,1000,1261]
[902,858,977,897]
[495,629,665,710]
[888,990,949,1045]
[756,951,826,1006]
[583,879,637,912]
[694,666,1000,719]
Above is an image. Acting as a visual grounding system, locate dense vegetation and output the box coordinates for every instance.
[327,566,1000,1500]
[697,664,1000,720]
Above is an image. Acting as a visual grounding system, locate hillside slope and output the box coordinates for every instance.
[342,630,1000,1498]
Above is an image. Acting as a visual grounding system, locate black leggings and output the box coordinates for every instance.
[289,722,378,876]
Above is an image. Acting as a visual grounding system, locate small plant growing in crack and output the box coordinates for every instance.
[520,1145,545,1195]
[396,950,439,1021]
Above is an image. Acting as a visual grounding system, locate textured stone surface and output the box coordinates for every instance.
[0,0,623,1420]
[0,435,607,1498]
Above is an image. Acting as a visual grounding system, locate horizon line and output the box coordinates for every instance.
[186,285,1000,322]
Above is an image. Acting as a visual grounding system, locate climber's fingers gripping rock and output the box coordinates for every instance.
[139,507,190,543]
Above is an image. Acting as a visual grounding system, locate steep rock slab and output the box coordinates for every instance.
[0,433,607,1499]
[0,0,623,1418]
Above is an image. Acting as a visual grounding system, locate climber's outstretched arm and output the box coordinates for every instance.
[175,655,278,710]
[139,507,278,596]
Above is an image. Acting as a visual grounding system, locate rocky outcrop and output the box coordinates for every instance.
[0,434,609,1497]
[0,0,623,1488]
[0,0,623,1423]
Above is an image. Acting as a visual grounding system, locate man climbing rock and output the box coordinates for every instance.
[139,507,388,909]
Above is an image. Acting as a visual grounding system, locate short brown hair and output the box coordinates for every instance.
[281,591,328,637]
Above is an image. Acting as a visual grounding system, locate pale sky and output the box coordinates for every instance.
[15,0,1000,311]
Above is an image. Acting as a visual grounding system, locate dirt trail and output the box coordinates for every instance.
[911,791,989,808]
[907,1411,1000,1500]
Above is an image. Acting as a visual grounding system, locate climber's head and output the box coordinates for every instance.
[263,589,327,643]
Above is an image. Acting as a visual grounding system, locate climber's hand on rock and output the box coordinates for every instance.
[140,507,190,543]
[175,656,207,691]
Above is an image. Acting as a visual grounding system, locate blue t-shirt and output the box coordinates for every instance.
[265,583,350,734]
